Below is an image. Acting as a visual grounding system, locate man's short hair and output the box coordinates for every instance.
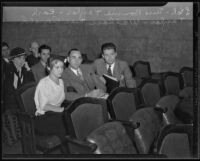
[68,48,81,56]
[101,42,116,53]
[38,44,51,53]
[2,41,9,48]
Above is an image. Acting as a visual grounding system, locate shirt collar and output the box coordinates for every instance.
[106,62,115,69]
[70,67,80,75]
[40,60,46,67]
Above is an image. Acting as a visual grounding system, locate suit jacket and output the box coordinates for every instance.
[4,62,35,111]
[62,64,106,101]
[93,58,136,88]
[31,61,47,83]
[26,54,40,67]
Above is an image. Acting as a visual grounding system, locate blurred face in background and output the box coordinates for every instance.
[12,55,26,69]
[67,50,83,70]
[2,45,10,58]
[102,48,117,65]
[30,42,39,57]
[50,60,64,78]
[40,49,50,64]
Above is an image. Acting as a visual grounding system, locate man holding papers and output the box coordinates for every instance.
[93,42,136,93]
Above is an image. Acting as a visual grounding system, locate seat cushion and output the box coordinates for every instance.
[36,135,61,149]
[159,133,191,158]
[87,121,138,154]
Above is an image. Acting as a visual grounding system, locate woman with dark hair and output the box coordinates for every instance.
[2,47,35,146]
[34,58,68,153]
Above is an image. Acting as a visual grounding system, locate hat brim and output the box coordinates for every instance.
[9,52,26,59]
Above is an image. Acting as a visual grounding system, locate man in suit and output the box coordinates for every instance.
[31,44,51,83]
[26,41,40,67]
[62,48,106,101]
[93,42,136,88]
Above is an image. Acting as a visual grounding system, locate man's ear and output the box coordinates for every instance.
[102,54,105,59]
[67,57,70,62]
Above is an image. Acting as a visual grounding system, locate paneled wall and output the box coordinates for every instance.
[2,20,193,72]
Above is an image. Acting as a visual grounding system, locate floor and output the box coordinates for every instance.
[2,140,22,155]
[2,140,23,159]
[2,139,64,158]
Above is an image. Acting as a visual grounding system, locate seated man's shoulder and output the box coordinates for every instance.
[31,62,40,70]
[81,64,94,73]
[94,58,104,64]
[116,59,129,66]
[61,68,71,78]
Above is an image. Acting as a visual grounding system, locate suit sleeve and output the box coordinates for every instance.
[31,67,39,83]
[92,73,107,92]
[85,64,107,92]
[123,62,136,88]
[26,69,35,82]
[62,73,85,101]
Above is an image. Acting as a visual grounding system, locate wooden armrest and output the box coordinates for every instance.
[138,104,148,109]
[67,86,78,93]
[17,111,35,119]
[154,106,168,113]
[65,135,97,153]
[118,120,140,129]
[108,119,140,130]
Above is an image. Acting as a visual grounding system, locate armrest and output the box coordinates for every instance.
[154,106,168,113]
[17,111,35,119]
[137,104,148,109]
[118,120,140,129]
[67,86,78,93]
[108,119,140,131]
[61,99,73,108]
[65,135,97,153]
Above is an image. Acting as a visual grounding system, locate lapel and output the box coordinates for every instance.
[100,59,108,74]
[67,67,83,83]
[80,65,95,89]
[113,60,121,80]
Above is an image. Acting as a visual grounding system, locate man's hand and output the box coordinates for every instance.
[86,89,105,98]
[99,76,106,84]
[24,61,31,71]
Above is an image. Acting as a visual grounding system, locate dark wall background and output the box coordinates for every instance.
[2,19,193,73]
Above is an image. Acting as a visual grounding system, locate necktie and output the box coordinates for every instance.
[16,70,22,88]
[77,69,84,81]
[107,65,112,76]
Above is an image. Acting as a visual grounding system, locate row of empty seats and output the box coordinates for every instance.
[16,77,194,157]
[130,60,193,88]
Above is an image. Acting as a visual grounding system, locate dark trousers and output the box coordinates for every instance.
[34,111,68,142]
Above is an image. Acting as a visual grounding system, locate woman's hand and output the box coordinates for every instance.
[59,107,64,112]
[99,76,106,84]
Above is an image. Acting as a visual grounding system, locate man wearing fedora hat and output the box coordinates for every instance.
[2,47,35,146]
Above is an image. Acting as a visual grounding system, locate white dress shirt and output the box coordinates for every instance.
[34,76,65,116]
[70,67,83,77]
[106,63,115,75]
